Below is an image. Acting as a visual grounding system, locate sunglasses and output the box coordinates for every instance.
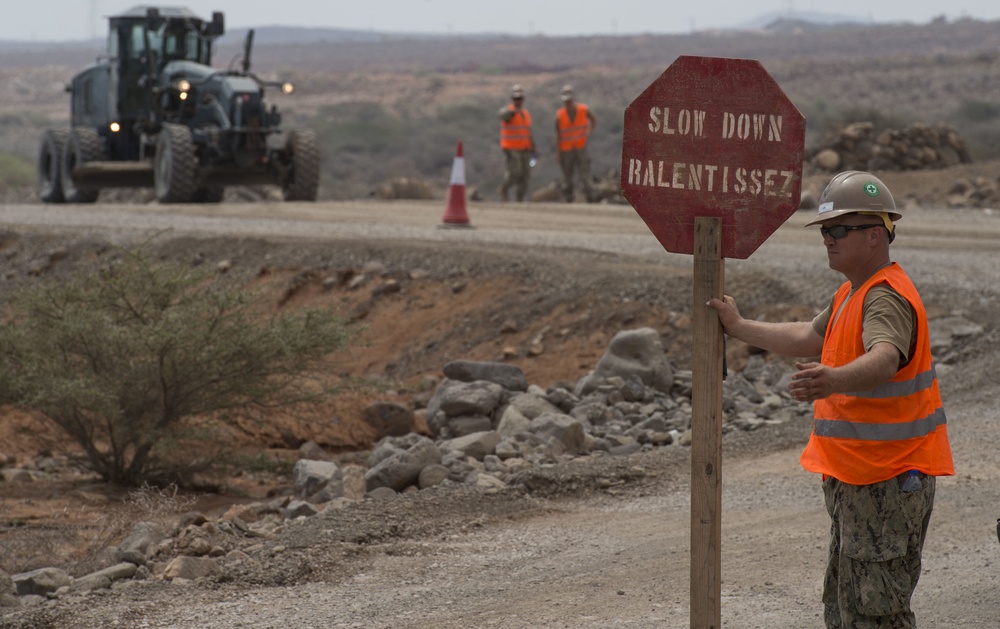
[820,223,883,239]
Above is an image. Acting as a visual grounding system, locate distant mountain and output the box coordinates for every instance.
[0,26,506,50]
[736,10,874,30]
[220,27,399,46]
[216,26,511,47]
[0,39,100,51]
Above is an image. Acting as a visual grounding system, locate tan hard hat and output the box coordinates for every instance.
[510,84,525,98]
[804,170,901,227]
[560,84,575,101]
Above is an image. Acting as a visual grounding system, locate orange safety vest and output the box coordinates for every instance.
[799,263,955,485]
[557,104,590,151]
[500,106,533,150]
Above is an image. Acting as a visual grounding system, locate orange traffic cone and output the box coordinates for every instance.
[440,141,472,228]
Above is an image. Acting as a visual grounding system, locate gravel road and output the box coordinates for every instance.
[1,199,998,628]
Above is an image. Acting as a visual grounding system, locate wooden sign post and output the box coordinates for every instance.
[620,56,805,627]
[691,217,724,628]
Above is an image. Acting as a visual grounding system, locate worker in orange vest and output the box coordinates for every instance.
[497,84,535,202]
[708,171,954,628]
[554,84,596,203]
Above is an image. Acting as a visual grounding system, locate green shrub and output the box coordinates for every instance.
[0,245,352,487]
[0,152,35,189]
[955,100,1000,124]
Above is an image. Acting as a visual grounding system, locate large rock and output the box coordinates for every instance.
[292,459,343,500]
[529,413,587,453]
[442,360,529,391]
[298,440,334,462]
[507,392,564,419]
[118,521,167,565]
[425,378,504,437]
[365,436,442,492]
[367,433,426,468]
[439,431,502,461]
[496,405,532,437]
[12,567,70,596]
[438,381,504,417]
[445,414,493,437]
[418,463,450,489]
[814,148,841,170]
[69,563,137,593]
[575,327,673,395]
[424,379,504,436]
[163,556,220,581]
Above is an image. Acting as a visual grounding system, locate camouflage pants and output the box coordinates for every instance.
[501,149,531,201]
[822,473,935,629]
[558,148,592,202]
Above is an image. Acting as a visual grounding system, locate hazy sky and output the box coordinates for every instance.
[5,0,999,42]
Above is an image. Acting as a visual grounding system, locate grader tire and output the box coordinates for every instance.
[37,129,69,203]
[154,123,197,203]
[282,129,320,202]
[61,127,107,204]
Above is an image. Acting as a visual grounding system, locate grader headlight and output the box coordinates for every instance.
[175,79,192,101]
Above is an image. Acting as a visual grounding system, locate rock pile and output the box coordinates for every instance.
[809,122,971,173]
[2,315,985,610]
[945,176,1000,208]
[0,327,809,609]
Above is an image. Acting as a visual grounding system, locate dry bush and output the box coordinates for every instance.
[73,484,197,575]
[0,484,197,576]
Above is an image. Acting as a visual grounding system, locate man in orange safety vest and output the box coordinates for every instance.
[708,171,954,628]
[554,84,596,203]
[497,84,535,202]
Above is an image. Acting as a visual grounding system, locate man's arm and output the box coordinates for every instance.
[707,295,823,357]
[788,343,900,402]
[708,294,903,402]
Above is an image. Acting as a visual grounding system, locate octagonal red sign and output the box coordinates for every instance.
[621,56,805,259]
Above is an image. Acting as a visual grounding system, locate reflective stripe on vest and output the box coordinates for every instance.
[501,106,533,150]
[813,405,946,441]
[557,104,589,151]
[845,364,938,399]
[799,263,955,485]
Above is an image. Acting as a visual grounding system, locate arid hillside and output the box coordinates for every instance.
[2,17,1000,200]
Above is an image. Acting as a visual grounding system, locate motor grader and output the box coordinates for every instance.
[37,5,319,204]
